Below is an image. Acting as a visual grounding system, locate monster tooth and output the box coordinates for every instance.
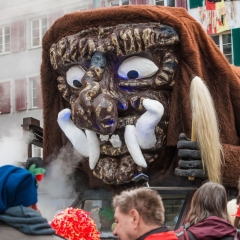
[109,134,122,148]
[100,134,109,141]
[57,108,89,157]
[136,99,164,149]
[124,125,147,168]
[85,130,100,170]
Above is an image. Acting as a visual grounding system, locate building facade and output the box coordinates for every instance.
[0,0,239,159]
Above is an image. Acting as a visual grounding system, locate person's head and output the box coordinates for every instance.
[227,199,238,226]
[112,187,164,240]
[187,181,230,225]
[231,204,240,229]
[0,165,38,213]
[98,207,114,231]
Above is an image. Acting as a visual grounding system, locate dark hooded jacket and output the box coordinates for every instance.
[177,216,238,240]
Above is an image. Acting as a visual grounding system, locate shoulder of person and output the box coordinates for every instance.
[145,230,178,240]
[0,225,66,240]
[175,223,196,240]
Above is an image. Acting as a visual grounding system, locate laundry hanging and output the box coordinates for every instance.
[204,0,230,34]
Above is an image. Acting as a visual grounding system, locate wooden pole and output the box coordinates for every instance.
[188,121,196,181]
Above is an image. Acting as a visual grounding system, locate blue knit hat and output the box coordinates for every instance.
[0,165,38,213]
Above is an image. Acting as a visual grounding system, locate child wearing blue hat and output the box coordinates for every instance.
[0,165,64,240]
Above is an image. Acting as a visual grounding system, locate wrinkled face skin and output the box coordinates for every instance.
[113,206,136,240]
[50,22,179,185]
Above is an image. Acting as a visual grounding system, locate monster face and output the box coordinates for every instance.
[50,22,179,185]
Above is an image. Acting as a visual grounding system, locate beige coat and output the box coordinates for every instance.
[0,223,65,240]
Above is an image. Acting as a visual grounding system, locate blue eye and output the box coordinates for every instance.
[118,56,159,80]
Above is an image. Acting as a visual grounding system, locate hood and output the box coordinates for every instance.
[188,216,236,240]
[0,206,55,235]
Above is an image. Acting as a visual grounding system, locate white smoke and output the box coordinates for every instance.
[0,128,34,167]
[38,143,83,221]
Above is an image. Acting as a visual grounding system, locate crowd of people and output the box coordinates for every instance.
[0,164,240,240]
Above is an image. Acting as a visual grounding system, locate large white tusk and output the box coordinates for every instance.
[124,125,147,168]
[85,130,100,170]
[57,109,89,157]
[136,99,164,149]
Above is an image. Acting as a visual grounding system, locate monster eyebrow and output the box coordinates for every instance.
[50,22,179,71]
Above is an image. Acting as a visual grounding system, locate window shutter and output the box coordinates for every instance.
[189,0,202,9]
[47,10,64,28]
[0,81,11,114]
[131,0,147,4]
[36,76,43,108]
[181,0,187,9]
[19,20,26,51]
[15,78,26,111]
[10,20,26,52]
[10,22,18,52]
[232,28,240,66]
[176,0,187,9]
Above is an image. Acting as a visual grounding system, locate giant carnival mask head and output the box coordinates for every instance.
[50,22,179,184]
[42,5,240,187]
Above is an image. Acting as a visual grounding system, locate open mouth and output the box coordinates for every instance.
[57,98,169,184]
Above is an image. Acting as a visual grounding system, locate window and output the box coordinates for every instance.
[0,26,10,54]
[32,145,43,157]
[155,0,175,6]
[31,77,37,108]
[29,76,42,109]
[109,0,130,6]
[31,17,47,48]
[210,33,232,64]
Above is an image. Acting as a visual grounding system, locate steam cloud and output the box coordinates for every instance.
[38,143,83,221]
[0,128,34,166]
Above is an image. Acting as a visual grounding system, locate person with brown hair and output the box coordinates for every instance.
[112,187,177,240]
[175,182,237,240]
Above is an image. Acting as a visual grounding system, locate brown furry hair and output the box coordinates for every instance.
[41,5,240,187]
